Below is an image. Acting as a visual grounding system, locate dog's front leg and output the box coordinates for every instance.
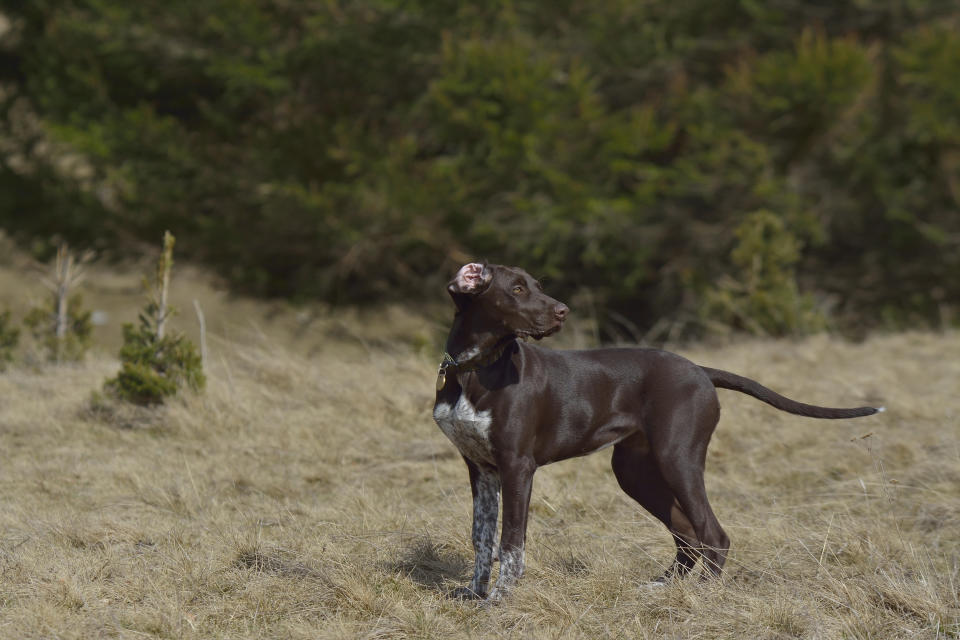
[451,459,500,600]
[488,454,536,602]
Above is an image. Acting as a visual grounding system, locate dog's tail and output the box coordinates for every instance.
[701,367,884,419]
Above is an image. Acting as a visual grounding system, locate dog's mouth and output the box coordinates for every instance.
[516,322,564,341]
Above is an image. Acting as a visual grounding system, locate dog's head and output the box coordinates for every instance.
[448,263,569,340]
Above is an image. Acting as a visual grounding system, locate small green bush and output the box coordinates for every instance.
[104,231,205,406]
[701,210,826,336]
[0,310,20,370]
[23,294,93,362]
[105,318,205,406]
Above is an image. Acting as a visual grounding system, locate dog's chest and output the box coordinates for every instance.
[433,392,495,465]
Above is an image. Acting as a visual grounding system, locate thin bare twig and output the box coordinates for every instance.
[193,298,208,372]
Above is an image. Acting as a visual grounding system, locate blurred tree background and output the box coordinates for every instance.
[1,0,958,339]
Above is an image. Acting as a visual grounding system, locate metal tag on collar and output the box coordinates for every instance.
[437,356,455,392]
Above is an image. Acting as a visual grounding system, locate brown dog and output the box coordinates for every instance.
[433,263,882,601]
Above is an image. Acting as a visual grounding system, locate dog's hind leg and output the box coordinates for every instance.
[641,384,730,577]
[656,460,729,577]
[611,436,700,582]
[650,422,729,576]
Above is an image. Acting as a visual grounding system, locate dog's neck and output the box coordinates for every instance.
[444,312,515,368]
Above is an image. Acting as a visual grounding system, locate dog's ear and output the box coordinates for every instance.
[448,262,492,308]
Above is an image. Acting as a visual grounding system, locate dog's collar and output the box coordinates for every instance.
[436,337,514,391]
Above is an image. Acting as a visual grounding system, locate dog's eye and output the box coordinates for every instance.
[513,285,524,295]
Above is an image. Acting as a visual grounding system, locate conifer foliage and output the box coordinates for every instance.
[1,1,958,336]
[105,232,205,405]
[22,244,93,363]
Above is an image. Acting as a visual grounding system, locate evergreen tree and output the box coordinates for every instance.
[1,0,957,336]
[105,232,205,405]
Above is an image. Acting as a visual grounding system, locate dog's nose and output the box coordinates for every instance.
[555,304,569,321]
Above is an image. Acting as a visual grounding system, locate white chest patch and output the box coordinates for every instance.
[433,392,495,465]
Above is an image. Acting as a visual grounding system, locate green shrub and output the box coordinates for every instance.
[701,210,826,336]
[105,319,205,406]
[23,294,93,362]
[104,232,205,406]
[0,311,20,370]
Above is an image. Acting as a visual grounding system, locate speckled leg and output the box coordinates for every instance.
[451,461,500,599]
[488,546,524,602]
[488,455,535,601]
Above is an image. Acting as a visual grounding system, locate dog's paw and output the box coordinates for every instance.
[641,573,677,589]
[484,586,508,604]
[640,579,668,589]
[448,586,485,601]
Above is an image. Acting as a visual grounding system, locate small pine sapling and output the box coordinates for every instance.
[0,310,20,370]
[105,232,205,405]
[23,243,94,362]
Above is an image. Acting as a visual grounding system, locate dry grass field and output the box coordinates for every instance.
[0,255,958,638]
